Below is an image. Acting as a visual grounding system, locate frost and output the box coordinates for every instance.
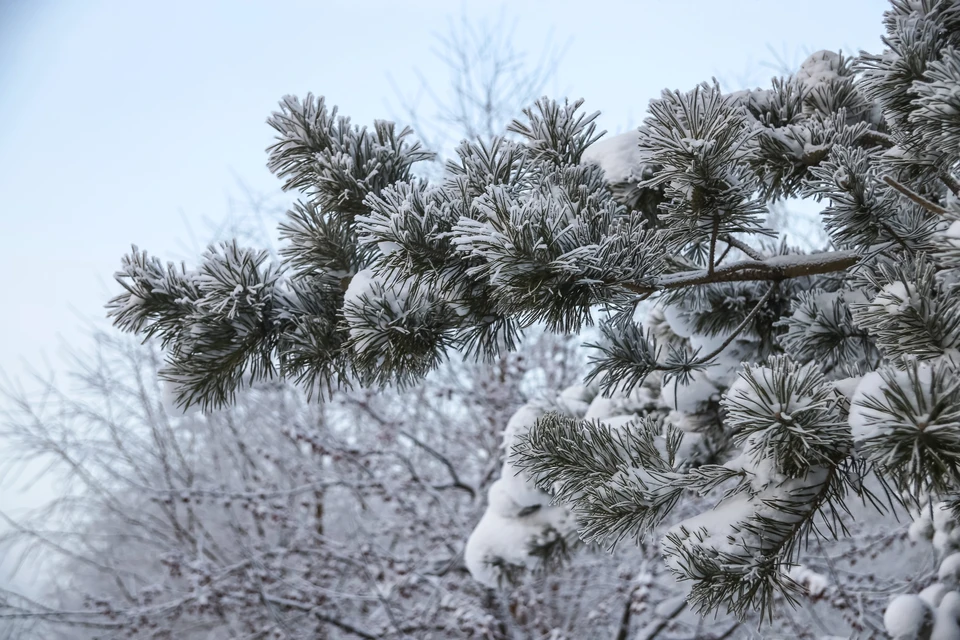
[873,281,919,316]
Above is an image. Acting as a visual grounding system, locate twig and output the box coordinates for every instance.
[264,596,380,640]
[687,283,777,367]
[941,172,960,198]
[708,217,720,274]
[882,175,949,217]
[636,597,687,640]
[859,129,895,149]
[722,235,765,261]
[621,249,860,295]
[399,429,477,498]
[614,588,636,640]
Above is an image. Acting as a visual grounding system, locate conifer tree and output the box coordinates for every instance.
[106,1,960,633]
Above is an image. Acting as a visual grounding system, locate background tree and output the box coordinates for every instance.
[388,11,567,173]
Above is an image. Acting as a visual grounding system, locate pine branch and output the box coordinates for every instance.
[941,172,960,197]
[722,235,765,261]
[882,175,949,217]
[859,129,895,148]
[686,284,777,367]
[620,249,860,295]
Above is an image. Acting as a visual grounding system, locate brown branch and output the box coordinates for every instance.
[941,172,960,198]
[621,249,860,295]
[859,129,895,149]
[883,175,949,217]
[722,235,765,261]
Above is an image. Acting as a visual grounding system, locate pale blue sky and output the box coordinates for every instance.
[0,0,890,378]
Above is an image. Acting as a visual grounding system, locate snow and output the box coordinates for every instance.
[910,517,936,543]
[849,365,935,441]
[945,220,960,243]
[873,281,919,316]
[342,268,422,356]
[788,565,829,597]
[343,268,377,307]
[500,404,551,507]
[464,479,574,588]
[498,461,547,508]
[832,376,863,401]
[161,378,200,416]
[581,130,644,184]
[931,590,960,640]
[794,50,844,92]
[556,384,592,417]
[584,394,619,420]
[848,370,888,441]
[934,503,957,532]
[723,362,823,438]
[342,269,388,355]
[689,331,742,386]
[935,530,955,556]
[662,304,696,338]
[884,594,933,639]
[939,553,960,588]
[660,370,718,413]
[601,414,638,431]
[378,241,401,255]
[662,493,757,575]
[723,431,783,487]
[920,583,950,608]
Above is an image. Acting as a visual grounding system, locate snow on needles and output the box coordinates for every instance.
[581,130,645,185]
